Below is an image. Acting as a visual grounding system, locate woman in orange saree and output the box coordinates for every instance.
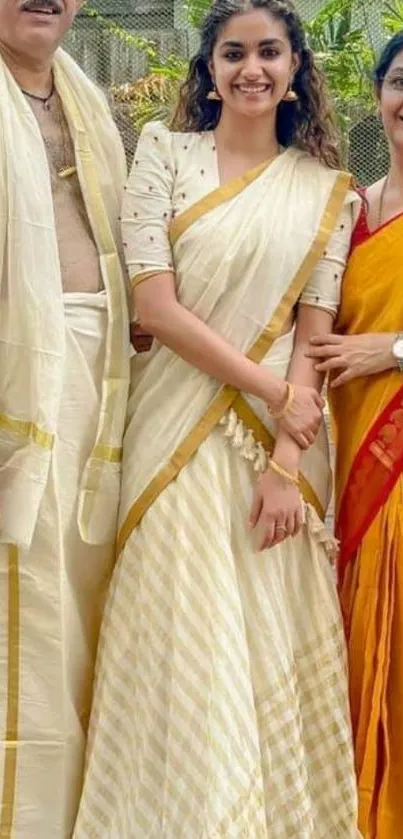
[307,31,403,839]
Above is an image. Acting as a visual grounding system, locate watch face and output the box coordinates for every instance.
[393,338,403,360]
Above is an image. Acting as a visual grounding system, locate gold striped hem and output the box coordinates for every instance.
[0,413,54,450]
[92,443,123,464]
[117,170,350,555]
[169,155,279,247]
[232,394,324,520]
[0,546,21,839]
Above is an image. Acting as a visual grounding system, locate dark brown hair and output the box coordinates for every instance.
[172,0,341,169]
[374,30,403,90]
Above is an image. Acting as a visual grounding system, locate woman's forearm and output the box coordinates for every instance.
[273,347,324,472]
[137,288,286,409]
[273,305,331,473]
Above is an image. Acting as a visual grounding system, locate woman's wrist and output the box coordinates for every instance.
[267,458,300,487]
[259,372,287,413]
[368,333,397,371]
[272,434,302,475]
[386,333,400,370]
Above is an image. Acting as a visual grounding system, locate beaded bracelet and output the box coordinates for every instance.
[268,458,300,488]
[267,382,295,420]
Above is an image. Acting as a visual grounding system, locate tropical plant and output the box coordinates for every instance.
[110,55,187,133]
[183,0,211,28]
[382,0,403,33]
[82,0,402,165]
[306,0,376,138]
[120,0,380,142]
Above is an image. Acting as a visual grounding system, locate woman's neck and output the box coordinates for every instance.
[388,149,403,192]
[215,109,279,159]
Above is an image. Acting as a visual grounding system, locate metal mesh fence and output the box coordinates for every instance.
[65,1,391,180]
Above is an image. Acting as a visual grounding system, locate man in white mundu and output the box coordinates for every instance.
[0,1,130,836]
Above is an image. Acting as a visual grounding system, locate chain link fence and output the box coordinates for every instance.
[65,1,391,182]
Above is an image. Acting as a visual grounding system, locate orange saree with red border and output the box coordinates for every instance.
[330,208,403,839]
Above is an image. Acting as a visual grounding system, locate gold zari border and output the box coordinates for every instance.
[55,62,129,541]
[0,414,53,451]
[169,158,274,247]
[0,546,21,839]
[118,170,350,555]
[92,443,123,464]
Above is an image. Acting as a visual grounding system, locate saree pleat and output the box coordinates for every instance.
[340,483,403,838]
[76,428,359,839]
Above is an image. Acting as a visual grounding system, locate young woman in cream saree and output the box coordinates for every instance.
[74,2,361,836]
[308,32,403,839]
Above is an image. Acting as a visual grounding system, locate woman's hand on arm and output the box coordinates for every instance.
[134,273,323,445]
[275,303,332,468]
[249,304,332,551]
[306,332,397,387]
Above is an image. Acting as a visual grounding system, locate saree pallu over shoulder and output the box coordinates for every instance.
[118,150,354,554]
[330,214,403,580]
[0,50,130,549]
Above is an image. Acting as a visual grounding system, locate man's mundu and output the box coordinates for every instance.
[0,1,129,836]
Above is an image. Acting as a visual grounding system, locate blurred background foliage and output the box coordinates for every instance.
[75,0,403,180]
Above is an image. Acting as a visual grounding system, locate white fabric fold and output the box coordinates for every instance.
[0,50,130,548]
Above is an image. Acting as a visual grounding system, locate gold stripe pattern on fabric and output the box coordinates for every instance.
[92,443,123,464]
[169,158,275,247]
[0,413,54,450]
[55,62,128,540]
[232,394,325,520]
[117,170,351,555]
[0,546,21,839]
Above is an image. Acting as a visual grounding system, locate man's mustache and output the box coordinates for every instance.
[21,0,62,14]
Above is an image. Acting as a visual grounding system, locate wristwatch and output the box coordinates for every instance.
[392,333,403,372]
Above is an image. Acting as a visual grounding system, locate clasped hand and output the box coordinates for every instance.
[275,384,325,450]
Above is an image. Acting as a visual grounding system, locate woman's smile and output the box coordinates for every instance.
[233,82,272,95]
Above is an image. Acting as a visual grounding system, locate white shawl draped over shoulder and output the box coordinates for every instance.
[0,49,130,549]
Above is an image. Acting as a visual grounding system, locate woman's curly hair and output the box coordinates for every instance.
[172,0,341,169]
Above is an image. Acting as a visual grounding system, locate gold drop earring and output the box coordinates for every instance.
[283,79,299,102]
[207,81,221,101]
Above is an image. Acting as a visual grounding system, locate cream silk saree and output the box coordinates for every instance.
[74,122,361,839]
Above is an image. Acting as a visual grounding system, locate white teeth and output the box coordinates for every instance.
[238,86,268,93]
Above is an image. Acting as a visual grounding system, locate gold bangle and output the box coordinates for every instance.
[268,382,295,420]
[268,458,300,488]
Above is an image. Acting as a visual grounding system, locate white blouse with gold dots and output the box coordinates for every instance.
[122,120,352,317]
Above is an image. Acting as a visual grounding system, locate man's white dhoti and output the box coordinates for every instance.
[0,45,130,837]
[0,294,117,838]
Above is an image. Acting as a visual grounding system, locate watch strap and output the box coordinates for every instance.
[393,332,403,372]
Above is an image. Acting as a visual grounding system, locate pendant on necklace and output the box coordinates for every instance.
[58,166,77,179]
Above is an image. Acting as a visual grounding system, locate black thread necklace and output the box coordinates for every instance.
[21,81,55,111]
